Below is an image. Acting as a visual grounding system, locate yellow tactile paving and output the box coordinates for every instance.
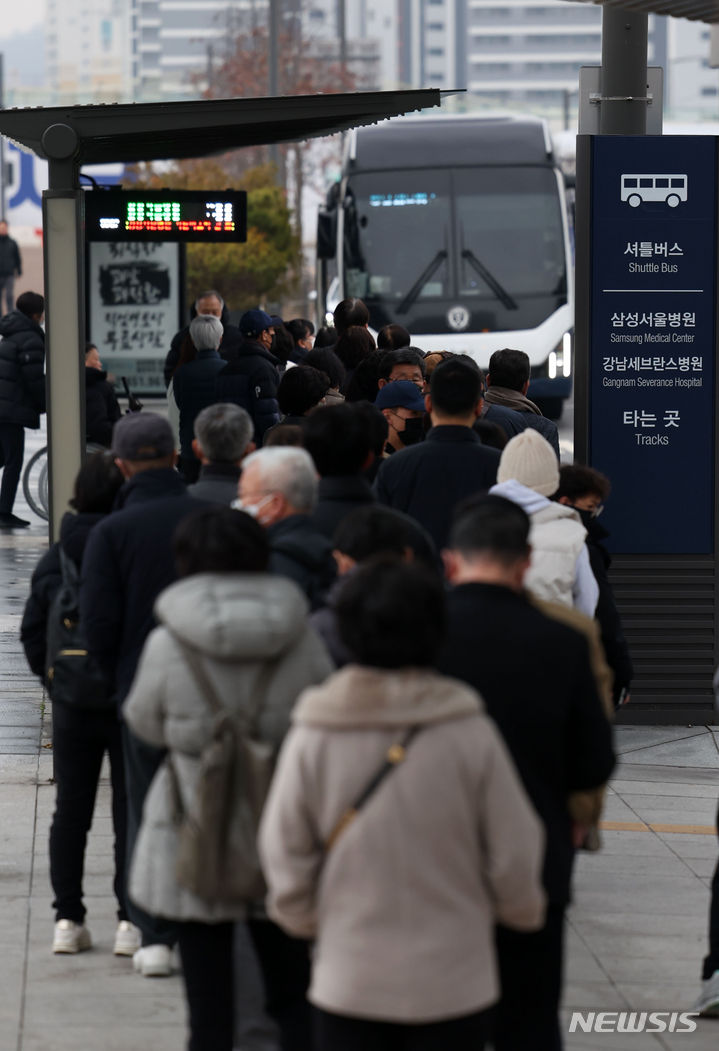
[600,819,717,835]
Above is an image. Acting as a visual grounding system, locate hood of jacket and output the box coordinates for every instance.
[293,664,481,729]
[114,467,187,510]
[154,571,309,661]
[219,338,279,374]
[490,480,584,534]
[0,310,41,340]
[59,510,106,566]
[490,478,551,516]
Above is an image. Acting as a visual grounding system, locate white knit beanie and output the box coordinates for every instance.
[497,428,559,496]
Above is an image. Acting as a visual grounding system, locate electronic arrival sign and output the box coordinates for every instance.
[84,189,247,243]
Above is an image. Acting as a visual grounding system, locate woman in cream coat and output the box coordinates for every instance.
[260,558,546,1051]
[124,506,332,1051]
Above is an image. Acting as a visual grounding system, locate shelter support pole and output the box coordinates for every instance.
[599,8,649,135]
[42,184,86,541]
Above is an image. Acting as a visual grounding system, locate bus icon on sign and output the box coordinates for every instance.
[621,174,688,208]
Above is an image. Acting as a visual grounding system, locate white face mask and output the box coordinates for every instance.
[231,493,273,520]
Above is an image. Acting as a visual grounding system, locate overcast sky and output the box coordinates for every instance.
[1,1,43,38]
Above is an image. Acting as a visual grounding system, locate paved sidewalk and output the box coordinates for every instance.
[564,726,719,1050]
[0,493,716,1049]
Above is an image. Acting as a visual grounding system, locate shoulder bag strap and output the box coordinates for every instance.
[325,727,419,851]
[58,546,79,588]
[175,639,226,718]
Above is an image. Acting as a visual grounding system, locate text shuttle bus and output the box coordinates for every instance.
[317,113,574,417]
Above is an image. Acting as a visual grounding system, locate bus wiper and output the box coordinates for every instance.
[397,250,448,315]
[461,250,518,311]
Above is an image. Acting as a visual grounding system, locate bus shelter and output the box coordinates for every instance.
[0,89,444,538]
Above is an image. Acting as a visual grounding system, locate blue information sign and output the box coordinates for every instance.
[590,136,716,554]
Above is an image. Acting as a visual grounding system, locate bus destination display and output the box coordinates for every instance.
[84,189,247,243]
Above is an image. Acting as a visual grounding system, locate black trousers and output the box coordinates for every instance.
[313,1007,489,1051]
[491,904,566,1051]
[50,702,127,923]
[122,724,177,947]
[248,918,313,1051]
[0,422,24,514]
[703,803,719,979]
[177,920,234,1051]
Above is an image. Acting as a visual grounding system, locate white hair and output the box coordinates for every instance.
[243,446,318,513]
[194,403,253,462]
[189,313,223,351]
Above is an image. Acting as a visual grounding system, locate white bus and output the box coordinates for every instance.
[317,113,574,416]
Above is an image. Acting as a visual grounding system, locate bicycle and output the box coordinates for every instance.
[22,378,143,521]
[22,443,107,522]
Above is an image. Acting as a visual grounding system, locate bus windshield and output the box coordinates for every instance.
[343,166,567,333]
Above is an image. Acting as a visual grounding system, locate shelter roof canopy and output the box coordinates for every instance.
[0,89,445,165]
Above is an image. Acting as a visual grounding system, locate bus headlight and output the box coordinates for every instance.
[548,332,572,381]
[562,331,572,377]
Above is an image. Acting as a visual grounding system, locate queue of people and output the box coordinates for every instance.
[22,290,703,1051]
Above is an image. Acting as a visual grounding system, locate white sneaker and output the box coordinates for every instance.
[133,943,173,977]
[53,919,92,954]
[694,969,719,1016]
[113,920,141,957]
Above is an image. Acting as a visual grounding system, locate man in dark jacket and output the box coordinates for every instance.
[374,358,500,551]
[0,221,22,314]
[215,308,280,446]
[163,290,241,385]
[171,314,227,481]
[438,495,615,1051]
[85,343,121,447]
[0,290,45,526]
[484,347,561,458]
[236,445,336,610]
[80,413,207,977]
[188,402,254,504]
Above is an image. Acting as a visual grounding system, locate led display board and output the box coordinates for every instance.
[84,189,247,242]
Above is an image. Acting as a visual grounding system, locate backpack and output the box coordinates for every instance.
[45,548,115,712]
[166,639,276,905]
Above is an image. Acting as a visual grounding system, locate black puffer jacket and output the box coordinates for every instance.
[215,338,281,444]
[20,511,105,680]
[85,367,122,447]
[267,514,337,611]
[0,310,46,427]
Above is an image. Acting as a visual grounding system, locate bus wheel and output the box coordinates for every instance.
[627,194,641,208]
[666,194,680,208]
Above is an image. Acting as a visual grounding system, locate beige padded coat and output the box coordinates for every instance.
[123,571,333,923]
[259,665,546,1024]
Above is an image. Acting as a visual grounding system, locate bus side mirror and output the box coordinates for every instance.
[317,209,336,260]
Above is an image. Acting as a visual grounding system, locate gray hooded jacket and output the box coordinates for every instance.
[124,571,333,922]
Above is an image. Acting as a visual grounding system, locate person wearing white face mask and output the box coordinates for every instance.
[235,446,336,610]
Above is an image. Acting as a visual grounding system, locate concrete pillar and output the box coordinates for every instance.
[42,124,85,540]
